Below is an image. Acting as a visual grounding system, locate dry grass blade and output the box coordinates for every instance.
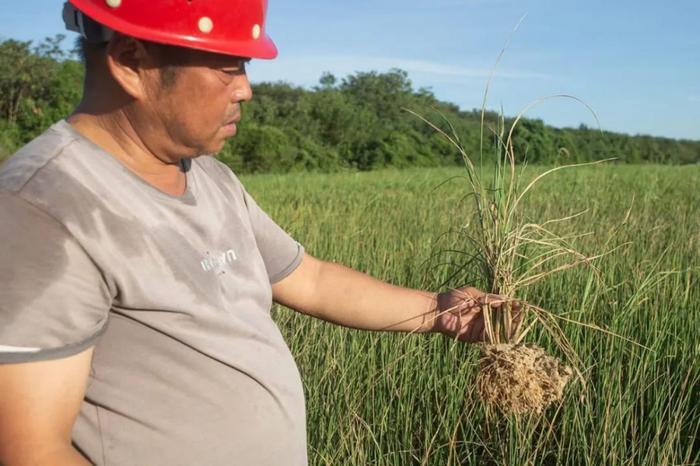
[511,158,616,214]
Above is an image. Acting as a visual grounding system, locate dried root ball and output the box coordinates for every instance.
[476,343,573,415]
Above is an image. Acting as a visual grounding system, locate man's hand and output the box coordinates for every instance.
[432,286,522,343]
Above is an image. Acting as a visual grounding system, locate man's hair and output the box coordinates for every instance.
[75,36,106,70]
[76,36,180,88]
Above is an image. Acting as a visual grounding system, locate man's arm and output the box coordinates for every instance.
[272,253,439,334]
[0,348,94,466]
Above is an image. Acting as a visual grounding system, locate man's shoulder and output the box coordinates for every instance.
[0,120,80,195]
[193,155,244,192]
[0,120,114,228]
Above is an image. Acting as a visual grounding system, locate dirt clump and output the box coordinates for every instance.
[476,343,572,414]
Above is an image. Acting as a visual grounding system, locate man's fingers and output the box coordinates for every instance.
[455,308,479,329]
[468,317,485,342]
[511,301,524,323]
[509,302,526,338]
[484,294,506,308]
[440,288,526,342]
[453,313,484,342]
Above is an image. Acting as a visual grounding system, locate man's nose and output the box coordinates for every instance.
[232,74,253,103]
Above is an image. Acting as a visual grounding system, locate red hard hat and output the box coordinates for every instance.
[66,0,277,59]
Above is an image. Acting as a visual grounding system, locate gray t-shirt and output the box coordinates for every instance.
[0,120,307,465]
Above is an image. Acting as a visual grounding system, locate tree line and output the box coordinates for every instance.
[1,36,698,172]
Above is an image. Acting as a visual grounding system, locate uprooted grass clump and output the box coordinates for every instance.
[408,100,607,413]
[476,343,573,414]
[407,42,614,414]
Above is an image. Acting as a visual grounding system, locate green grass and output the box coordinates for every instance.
[242,165,700,466]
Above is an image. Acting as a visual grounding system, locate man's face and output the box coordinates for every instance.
[142,45,253,157]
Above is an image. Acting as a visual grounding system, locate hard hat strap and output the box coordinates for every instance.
[63,2,114,44]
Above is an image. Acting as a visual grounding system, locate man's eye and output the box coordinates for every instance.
[220,62,248,76]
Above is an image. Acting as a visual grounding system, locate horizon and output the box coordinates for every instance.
[3,0,699,141]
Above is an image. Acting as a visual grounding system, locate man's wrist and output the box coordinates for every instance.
[421,291,441,334]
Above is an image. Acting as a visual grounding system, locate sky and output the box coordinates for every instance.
[3,0,699,141]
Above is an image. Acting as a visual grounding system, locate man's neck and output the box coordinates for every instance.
[66,109,188,197]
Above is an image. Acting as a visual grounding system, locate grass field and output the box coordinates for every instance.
[243,165,699,466]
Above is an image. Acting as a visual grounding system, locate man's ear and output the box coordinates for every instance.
[104,34,154,100]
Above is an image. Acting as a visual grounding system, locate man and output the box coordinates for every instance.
[0,1,510,465]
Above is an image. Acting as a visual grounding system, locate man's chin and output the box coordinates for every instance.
[207,139,228,156]
[222,122,238,137]
[195,128,236,156]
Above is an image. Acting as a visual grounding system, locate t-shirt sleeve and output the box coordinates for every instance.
[0,193,112,364]
[240,187,305,284]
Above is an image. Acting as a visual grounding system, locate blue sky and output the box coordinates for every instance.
[3,0,699,140]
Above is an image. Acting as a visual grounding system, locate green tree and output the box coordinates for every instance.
[1,38,699,170]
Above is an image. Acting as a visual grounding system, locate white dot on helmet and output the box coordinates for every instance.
[198,17,214,34]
